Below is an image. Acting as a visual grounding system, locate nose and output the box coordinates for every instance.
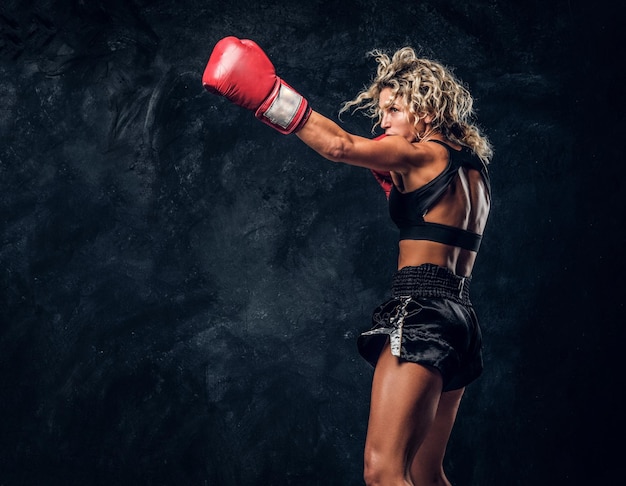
[381,112,391,129]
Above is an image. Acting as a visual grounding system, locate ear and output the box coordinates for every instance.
[422,113,434,124]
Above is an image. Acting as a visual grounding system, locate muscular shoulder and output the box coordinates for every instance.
[396,140,450,191]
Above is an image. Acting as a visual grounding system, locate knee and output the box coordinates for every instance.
[363,458,382,486]
[363,448,401,486]
[363,447,382,486]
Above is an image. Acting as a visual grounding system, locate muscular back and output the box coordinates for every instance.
[396,148,490,277]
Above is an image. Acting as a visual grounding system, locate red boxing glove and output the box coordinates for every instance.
[370,135,393,199]
[202,36,311,134]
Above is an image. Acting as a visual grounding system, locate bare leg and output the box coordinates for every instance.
[363,342,444,486]
[410,388,465,485]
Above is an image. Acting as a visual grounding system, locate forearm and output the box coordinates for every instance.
[295,111,354,163]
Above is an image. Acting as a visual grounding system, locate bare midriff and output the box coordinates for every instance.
[397,239,477,277]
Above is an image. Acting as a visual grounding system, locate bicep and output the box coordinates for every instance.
[340,134,419,172]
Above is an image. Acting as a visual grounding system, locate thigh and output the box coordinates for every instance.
[365,341,444,474]
[410,387,465,482]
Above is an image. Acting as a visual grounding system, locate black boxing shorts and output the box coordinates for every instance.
[357,264,483,391]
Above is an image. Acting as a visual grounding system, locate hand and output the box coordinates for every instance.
[202,36,311,134]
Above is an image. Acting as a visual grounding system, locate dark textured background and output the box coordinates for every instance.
[1,1,623,485]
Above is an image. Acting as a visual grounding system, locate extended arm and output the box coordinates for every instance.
[202,36,423,173]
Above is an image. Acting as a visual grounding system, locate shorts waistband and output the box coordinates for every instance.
[391,264,471,305]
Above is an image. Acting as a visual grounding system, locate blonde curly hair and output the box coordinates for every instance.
[340,47,493,163]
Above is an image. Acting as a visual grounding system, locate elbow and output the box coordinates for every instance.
[325,136,351,162]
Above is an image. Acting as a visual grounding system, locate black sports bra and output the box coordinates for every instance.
[388,140,490,252]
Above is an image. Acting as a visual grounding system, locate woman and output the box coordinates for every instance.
[203,38,492,486]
